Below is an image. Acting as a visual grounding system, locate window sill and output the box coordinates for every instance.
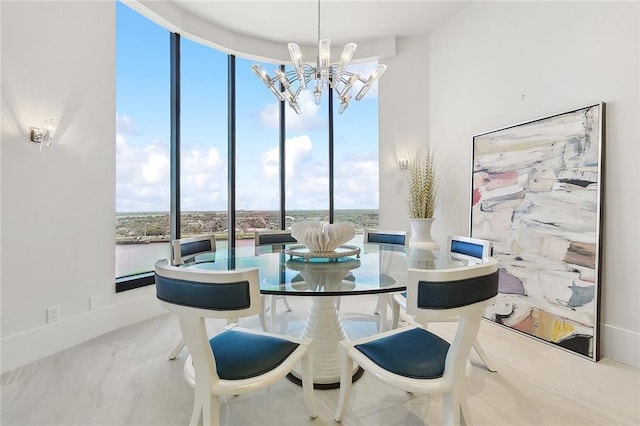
[115,272,155,292]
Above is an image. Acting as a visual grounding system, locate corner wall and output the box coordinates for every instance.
[378,34,430,231]
[380,1,639,367]
[1,1,165,373]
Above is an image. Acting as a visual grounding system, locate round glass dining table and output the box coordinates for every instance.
[186,243,481,388]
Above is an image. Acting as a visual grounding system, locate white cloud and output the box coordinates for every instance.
[260,90,326,133]
[285,135,314,178]
[261,134,314,180]
[116,113,137,135]
[181,146,226,210]
[261,145,279,179]
[141,150,169,184]
[260,103,279,129]
[116,129,171,212]
[117,108,231,212]
[333,151,379,209]
[258,134,379,210]
[116,110,379,212]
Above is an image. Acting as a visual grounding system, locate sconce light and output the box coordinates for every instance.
[397,158,409,170]
[29,117,58,151]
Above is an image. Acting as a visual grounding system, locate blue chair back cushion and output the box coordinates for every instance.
[155,274,250,310]
[257,233,297,245]
[210,329,299,380]
[367,233,406,246]
[417,270,499,309]
[355,327,449,379]
[181,239,213,257]
[450,240,485,259]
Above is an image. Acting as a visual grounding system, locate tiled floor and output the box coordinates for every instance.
[2,295,639,425]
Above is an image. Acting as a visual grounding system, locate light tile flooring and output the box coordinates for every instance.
[2,295,639,425]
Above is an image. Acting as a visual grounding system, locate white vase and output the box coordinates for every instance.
[408,218,439,250]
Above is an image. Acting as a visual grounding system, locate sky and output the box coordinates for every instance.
[115,2,380,213]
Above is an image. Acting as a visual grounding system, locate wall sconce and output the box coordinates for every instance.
[29,117,58,152]
[397,158,409,170]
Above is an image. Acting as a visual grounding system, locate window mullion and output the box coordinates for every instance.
[170,32,181,240]
[328,86,334,224]
[227,54,236,248]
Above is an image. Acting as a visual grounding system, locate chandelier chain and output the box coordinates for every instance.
[317,0,321,44]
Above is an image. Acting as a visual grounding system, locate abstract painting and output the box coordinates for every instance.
[471,103,604,361]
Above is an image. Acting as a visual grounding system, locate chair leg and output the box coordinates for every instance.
[472,340,497,372]
[270,295,278,332]
[374,296,381,314]
[335,296,341,312]
[442,390,461,426]
[188,395,201,426]
[460,393,472,426]
[201,393,220,426]
[391,298,401,329]
[282,295,292,312]
[259,296,269,332]
[258,311,268,332]
[301,348,317,419]
[334,345,354,422]
[377,295,388,332]
[189,378,210,426]
[168,338,185,360]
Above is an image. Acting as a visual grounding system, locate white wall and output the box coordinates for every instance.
[1,1,165,374]
[380,1,639,367]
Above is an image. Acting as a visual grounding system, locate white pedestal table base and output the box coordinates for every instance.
[287,296,362,389]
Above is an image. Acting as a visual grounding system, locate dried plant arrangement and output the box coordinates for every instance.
[407,150,438,218]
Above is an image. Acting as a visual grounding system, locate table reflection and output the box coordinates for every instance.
[286,258,359,292]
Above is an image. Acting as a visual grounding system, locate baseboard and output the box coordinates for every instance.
[1,294,166,374]
[601,323,640,368]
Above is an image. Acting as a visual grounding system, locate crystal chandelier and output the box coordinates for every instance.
[252,0,387,114]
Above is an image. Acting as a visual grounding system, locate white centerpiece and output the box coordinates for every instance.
[290,221,356,253]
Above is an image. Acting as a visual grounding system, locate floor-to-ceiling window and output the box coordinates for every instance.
[115,3,379,289]
[115,2,170,278]
[284,67,330,227]
[179,37,228,243]
[235,58,280,246]
[333,61,381,236]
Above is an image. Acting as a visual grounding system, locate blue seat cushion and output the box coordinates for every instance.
[210,329,299,380]
[355,327,450,379]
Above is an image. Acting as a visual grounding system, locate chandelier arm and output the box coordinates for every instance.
[283,69,299,77]
[252,0,385,113]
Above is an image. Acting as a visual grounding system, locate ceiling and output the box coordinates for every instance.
[167,1,471,45]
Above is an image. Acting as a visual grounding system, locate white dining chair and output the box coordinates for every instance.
[155,260,316,426]
[391,234,498,372]
[167,234,218,359]
[171,233,217,266]
[254,230,297,330]
[363,229,407,331]
[334,259,499,425]
[167,234,267,360]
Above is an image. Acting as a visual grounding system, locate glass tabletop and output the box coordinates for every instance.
[185,244,478,296]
